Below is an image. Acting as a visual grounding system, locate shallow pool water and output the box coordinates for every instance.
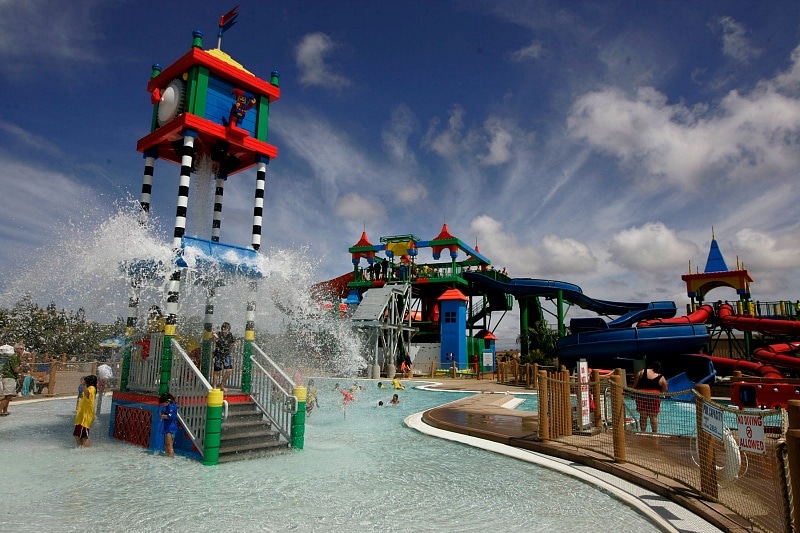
[0,379,659,532]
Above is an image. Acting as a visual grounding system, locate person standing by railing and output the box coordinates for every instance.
[632,361,668,432]
[212,322,237,392]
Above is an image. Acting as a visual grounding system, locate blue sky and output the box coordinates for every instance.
[2,1,800,345]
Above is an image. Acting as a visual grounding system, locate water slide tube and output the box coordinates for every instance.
[461,272,669,317]
[638,304,714,327]
[706,355,783,379]
[717,303,800,335]
[752,342,800,371]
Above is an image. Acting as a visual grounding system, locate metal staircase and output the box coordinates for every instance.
[351,283,416,373]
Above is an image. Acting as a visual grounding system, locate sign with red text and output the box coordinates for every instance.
[736,413,766,455]
[578,359,591,429]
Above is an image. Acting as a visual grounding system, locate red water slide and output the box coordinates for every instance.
[707,355,783,379]
[752,342,800,371]
[717,303,800,335]
[638,304,714,327]
[716,303,800,372]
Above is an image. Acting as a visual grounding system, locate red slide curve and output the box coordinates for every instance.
[752,342,800,371]
[717,303,800,335]
[638,304,714,327]
[707,355,783,379]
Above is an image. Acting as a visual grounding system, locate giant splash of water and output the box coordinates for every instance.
[0,203,366,376]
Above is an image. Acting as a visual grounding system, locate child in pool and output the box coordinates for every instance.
[160,392,178,457]
[73,375,97,447]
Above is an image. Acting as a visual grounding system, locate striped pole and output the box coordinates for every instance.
[202,287,215,379]
[211,175,226,242]
[160,269,181,396]
[161,131,195,395]
[120,285,140,392]
[173,132,196,250]
[138,149,158,225]
[251,158,268,250]
[242,280,256,393]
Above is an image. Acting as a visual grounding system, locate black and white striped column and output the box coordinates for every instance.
[138,149,158,225]
[125,288,139,338]
[172,132,196,250]
[211,175,226,242]
[251,157,268,250]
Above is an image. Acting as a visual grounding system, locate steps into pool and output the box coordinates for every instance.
[218,398,289,463]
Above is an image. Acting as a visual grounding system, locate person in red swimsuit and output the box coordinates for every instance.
[633,361,668,432]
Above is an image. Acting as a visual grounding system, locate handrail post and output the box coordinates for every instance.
[46,362,57,396]
[591,369,602,430]
[561,369,572,436]
[203,388,224,465]
[695,383,718,499]
[786,400,800,529]
[538,370,549,441]
[610,374,626,463]
[292,386,307,449]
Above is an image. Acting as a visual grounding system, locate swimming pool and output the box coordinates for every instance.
[2,380,665,531]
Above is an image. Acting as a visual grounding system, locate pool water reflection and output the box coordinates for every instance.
[2,379,660,532]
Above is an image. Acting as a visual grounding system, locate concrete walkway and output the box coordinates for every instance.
[409,378,754,533]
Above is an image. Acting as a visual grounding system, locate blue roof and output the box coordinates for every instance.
[703,238,729,273]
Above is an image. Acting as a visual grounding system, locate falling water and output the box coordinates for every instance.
[0,203,366,376]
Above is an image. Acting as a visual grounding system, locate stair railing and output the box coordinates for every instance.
[170,339,214,457]
[249,342,297,442]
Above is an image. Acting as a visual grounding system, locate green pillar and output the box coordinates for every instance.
[291,386,306,449]
[203,388,224,465]
[159,330,173,396]
[557,289,565,337]
[242,282,257,393]
[519,297,529,359]
[120,334,133,392]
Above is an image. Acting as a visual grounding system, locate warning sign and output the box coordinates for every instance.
[736,413,766,455]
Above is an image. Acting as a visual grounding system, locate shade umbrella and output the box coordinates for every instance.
[99,337,125,348]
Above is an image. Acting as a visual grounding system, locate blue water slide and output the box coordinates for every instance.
[462,272,669,317]
[556,323,709,361]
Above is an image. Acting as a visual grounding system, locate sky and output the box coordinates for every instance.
[1,0,800,348]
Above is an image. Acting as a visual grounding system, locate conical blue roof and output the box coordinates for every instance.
[703,238,729,273]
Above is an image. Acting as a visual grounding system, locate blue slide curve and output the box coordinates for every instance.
[462,272,709,363]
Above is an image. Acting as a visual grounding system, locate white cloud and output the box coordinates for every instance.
[567,50,800,189]
[731,229,800,270]
[295,32,352,89]
[509,40,543,62]
[422,105,466,158]
[0,0,105,79]
[468,215,596,277]
[714,16,761,63]
[478,118,514,166]
[334,193,384,222]
[609,222,698,271]
[382,104,418,166]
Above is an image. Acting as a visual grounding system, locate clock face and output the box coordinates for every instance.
[157,79,185,126]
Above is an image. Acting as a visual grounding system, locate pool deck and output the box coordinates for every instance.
[414,377,753,533]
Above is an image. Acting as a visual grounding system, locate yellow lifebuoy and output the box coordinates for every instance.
[391,379,405,390]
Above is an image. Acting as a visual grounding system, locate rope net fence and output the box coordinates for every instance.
[536,370,790,533]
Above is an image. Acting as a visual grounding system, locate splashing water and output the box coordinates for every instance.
[0,202,366,376]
